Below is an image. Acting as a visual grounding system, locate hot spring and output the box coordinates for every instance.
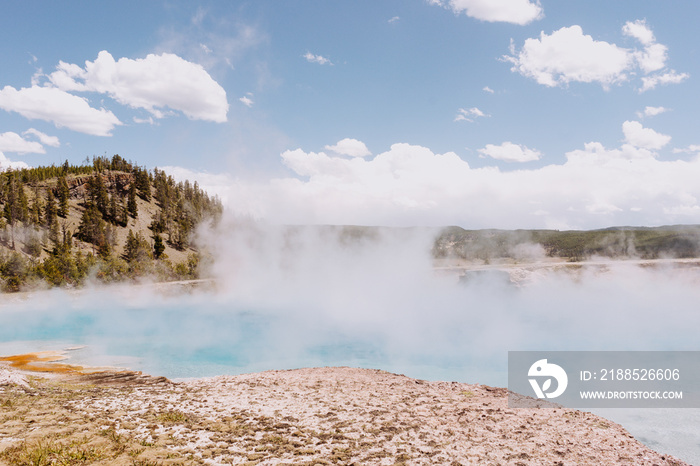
[1,226,699,463]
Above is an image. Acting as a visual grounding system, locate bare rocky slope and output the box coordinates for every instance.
[0,366,689,465]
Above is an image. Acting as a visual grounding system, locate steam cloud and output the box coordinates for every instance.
[2,219,699,385]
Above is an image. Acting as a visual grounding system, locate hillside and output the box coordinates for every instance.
[433,225,700,263]
[0,155,222,292]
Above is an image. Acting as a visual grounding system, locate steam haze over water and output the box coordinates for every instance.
[1,224,700,462]
[4,224,700,380]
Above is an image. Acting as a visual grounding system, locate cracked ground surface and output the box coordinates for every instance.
[0,366,690,465]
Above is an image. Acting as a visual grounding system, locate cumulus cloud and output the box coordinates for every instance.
[454,107,488,122]
[324,138,371,158]
[478,142,541,162]
[0,132,45,154]
[482,86,495,94]
[0,152,30,170]
[622,120,671,150]
[174,121,700,230]
[506,21,688,92]
[505,25,631,88]
[388,16,400,23]
[0,85,121,136]
[637,106,669,118]
[431,0,543,25]
[622,19,655,45]
[622,19,666,74]
[22,128,60,147]
[48,51,229,122]
[304,52,333,66]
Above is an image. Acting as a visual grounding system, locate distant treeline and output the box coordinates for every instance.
[434,225,700,261]
[0,155,222,291]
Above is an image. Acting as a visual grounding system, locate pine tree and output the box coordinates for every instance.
[127,182,138,218]
[87,174,109,218]
[134,167,151,201]
[3,172,20,249]
[124,229,138,262]
[109,194,118,224]
[77,203,108,255]
[17,184,29,224]
[153,233,165,259]
[119,197,128,227]
[60,223,72,253]
[30,190,43,226]
[57,175,69,217]
[45,188,57,229]
[124,229,152,263]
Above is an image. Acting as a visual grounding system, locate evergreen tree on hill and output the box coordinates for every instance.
[153,233,165,259]
[57,175,69,217]
[87,174,109,219]
[45,188,59,246]
[127,182,138,218]
[133,167,151,201]
[2,172,26,249]
[77,203,109,256]
[0,154,223,291]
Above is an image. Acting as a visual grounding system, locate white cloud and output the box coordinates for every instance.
[431,0,543,25]
[178,135,700,229]
[324,138,371,158]
[388,16,400,23]
[239,93,254,108]
[640,70,689,92]
[304,52,333,66]
[622,19,655,45]
[0,152,30,171]
[455,107,488,122]
[0,85,121,136]
[49,50,229,122]
[634,43,668,74]
[482,86,495,94]
[478,142,541,162]
[133,116,156,125]
[22,128,60,147]
[0,132,44,154]
[637,106,669,119]
[623,20,666,73]
[505,25,631,88]
[507,21,688,92]
[673,145,700,155]
[622,120,671,150]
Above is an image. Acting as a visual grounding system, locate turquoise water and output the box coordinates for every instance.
[1,268,699,464]
[0,289,480,381]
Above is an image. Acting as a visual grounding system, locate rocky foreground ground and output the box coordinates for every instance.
[0,366,689,465]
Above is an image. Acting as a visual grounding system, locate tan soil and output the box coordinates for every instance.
[0,365,689,465]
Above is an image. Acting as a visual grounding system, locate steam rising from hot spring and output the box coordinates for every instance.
[1,219,700,384]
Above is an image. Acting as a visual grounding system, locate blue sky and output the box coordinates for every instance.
[2,1,700,229]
